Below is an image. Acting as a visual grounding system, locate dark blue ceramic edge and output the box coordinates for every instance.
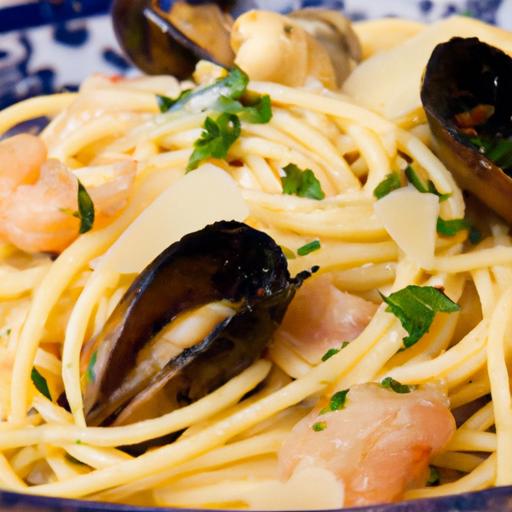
[1,485,512,512]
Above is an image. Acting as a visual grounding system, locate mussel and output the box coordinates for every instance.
[112,0,235,78]
[81,221,310,427]
[421,37,512,223]
[112,0,361,88]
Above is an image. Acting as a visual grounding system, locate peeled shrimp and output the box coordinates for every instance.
[276,275,378,364]
[279,383,455,507]
[0,134,135,254]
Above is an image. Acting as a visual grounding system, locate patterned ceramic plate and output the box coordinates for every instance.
[0,0,511,511]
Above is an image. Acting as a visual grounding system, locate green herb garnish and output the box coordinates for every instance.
[320,389,349,415]
[214,94,272,124]
[381,377,413,394]
[157,89,192,113]
[187,113,241,171]
[373,172,401,199]
[469,226,482,245]
[427,466,441,486]
[470,136,512,170]
[281,164,325,200]
[405,165,451,202]
[321,342,349,361]
[77,181,95,234]
[312,421,327,432]
[31,368,51,401]
[436,217,470,237]
[86,350,97,384]
[297,240,321,257]
[381,285,460,348]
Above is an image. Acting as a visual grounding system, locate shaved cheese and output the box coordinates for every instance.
[99,164,249,274]
[243,466,343,510]
[344,16,512,119]
[374,187,439,267]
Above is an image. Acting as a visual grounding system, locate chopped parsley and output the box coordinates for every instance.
[31,368,51,401]
[281,164,325,200]
[436,217,470,237]
[214,94,272,124]
[405,165,451,202]
[321,342,349,362]
[427,466,441,486]
[373,172,401,199]
[157,89,192,113]
[187,113,241,171]
[381,285,460,348]
[297,240,321,257]
[312,421,327,432]
[470,136,512,171]
[320,389,349,415]
[86,350,98,384]
[77,181,95,234]
[281,246,297,260]
[381,377,413,394]
[469,226,482,245]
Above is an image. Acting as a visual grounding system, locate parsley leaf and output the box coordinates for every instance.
[281,164,325,200]
[320,389,349,415]
[381,377,413,394]
[165,67,249,113]
[427,466,441,486]
[470,136,512,171]
[321,342,349,361]
[469,226,482,245]
[373,172,401,199]
[405,165,450,202]
[187,113,241,171]
[77,181,95,234]
[437,217,470,237]
[86,350,98,384]
[157,90,192,113]
[312,421,327,432]
[31,368,51,400]
[214,94,272,124]
[297,240,321,256]
[381,285,460,348]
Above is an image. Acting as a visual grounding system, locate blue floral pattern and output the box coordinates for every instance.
[0,1,511,510]
[1,0,511,108]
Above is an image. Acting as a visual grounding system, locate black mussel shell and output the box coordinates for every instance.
[421,37,512,223]
[81,221,310,427]
[112,0,234,79]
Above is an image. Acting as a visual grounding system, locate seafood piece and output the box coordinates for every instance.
[0,135,136,254]
[422,37,512,223]
[81,221,311,426]
[112,2,360,88]
[276,275,377,364]
[0,134,46,201]
[279,383,455,507]
[112,0,234,79]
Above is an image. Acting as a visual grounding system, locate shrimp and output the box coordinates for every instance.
[279,383,455,507]
[0,134,46,201]
[0,134,136,254]
[275,275,378,364]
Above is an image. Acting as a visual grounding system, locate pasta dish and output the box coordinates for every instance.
[0,5,510,510]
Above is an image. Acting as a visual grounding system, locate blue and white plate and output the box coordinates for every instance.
[0,0,510,511]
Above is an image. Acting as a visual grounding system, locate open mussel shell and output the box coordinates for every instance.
[288,8,362,86]
[421,37,512,223]
[112,0,235,78]
[81,221,310,427]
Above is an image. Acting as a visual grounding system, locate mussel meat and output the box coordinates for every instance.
[421,37,512,223]
[81,221,310,427]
